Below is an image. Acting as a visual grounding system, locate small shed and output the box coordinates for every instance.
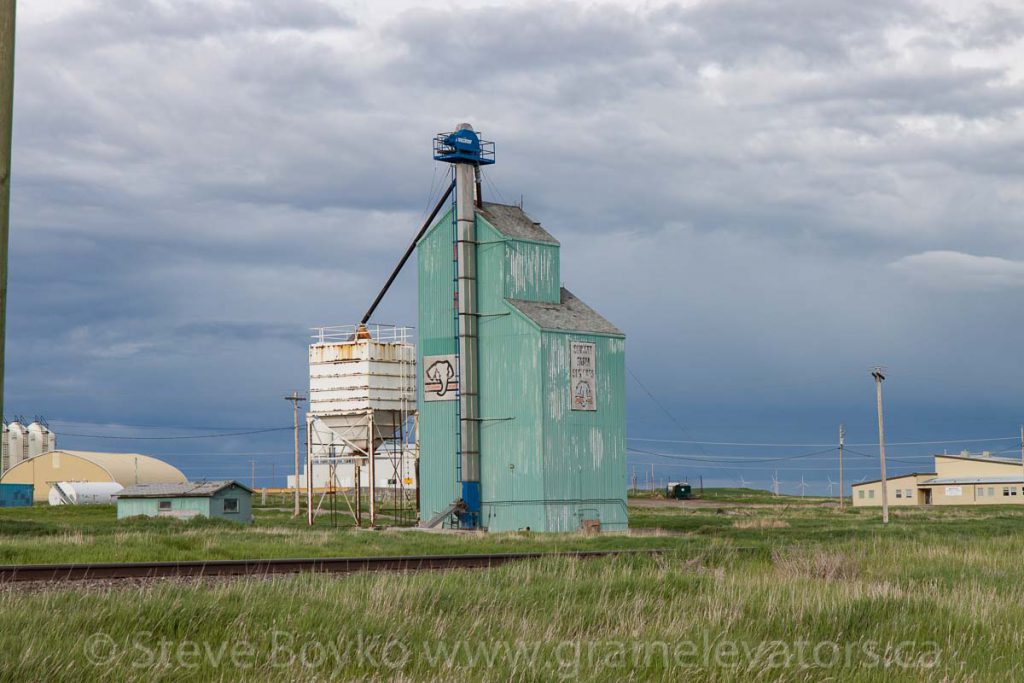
[116,481,253,523]
[0,483,33,507]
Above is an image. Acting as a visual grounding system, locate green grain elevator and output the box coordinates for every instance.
[418,124,626,532]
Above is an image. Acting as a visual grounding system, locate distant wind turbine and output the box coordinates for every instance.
[798,476,809,497]
[827,476,837,496]
[771,471,781,497]
[737,474,750,489]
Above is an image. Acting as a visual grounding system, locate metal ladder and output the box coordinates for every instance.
[449,186,463,529]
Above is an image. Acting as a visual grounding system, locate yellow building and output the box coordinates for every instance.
[852,452,1024,507]
[0,450,187,502]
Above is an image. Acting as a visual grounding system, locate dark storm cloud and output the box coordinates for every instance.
[9,0,1024,490]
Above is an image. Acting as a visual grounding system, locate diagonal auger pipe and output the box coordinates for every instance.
[360,179,455,327]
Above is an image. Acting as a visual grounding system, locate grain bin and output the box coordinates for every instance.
[6,420,25,469]
[26,421,52,459]
[418,125,627,532]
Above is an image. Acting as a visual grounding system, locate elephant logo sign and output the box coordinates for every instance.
[426,360,456,396]
[423,355,459,401]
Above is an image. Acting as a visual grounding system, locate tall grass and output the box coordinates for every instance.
[2,535,1021,681]
[3,504,1024,678]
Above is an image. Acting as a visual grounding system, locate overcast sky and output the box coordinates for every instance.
[8,0,1024,491]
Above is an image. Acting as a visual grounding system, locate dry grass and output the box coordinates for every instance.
[772,548,861,581]
[732,518,789,529]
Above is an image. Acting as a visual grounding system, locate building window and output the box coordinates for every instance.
[158,500,172,511]
[868,490,875,499]
[905,489,912,498]
[1004,487,1011,497]
[895,489,902,499]
[223,498,239,513]
[978,487,984,497]
[1014,488,1019,497]
[989,487,995,496]
[858,490,864,499]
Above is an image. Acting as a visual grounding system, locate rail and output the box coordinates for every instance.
[310,324,414,345]
[0,549,664,583]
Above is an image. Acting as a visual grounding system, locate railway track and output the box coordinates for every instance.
[0,549,664,583]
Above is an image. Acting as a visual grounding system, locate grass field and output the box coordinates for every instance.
[2,492,1022,680]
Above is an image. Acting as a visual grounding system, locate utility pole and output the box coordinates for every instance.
[838,423,845,509]
[0,2,16,429]
[871,368,889,524]
[284,392,306,516]
[368,412,376,527]
[305,415,314,526]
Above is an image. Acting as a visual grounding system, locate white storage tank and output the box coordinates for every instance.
[308,324,416,451]
[48,481,125,505]
[6,421,26,469]
[1,422,7,472]
[27,421,51,459]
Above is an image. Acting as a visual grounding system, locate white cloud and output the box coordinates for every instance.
[889,250,1024,290]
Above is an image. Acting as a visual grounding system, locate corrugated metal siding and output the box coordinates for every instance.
[116,490,251,522]
[457,218,550,531]
[504,241,560,303]
[475,220,559,309]
[477,293,546,531]
[419,206,626,532]
[417,207,461,522]
[541,332,628,532]
[116,497,210,520]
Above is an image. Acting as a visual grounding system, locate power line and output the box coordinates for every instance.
[627,446,837,464]
[143,451,293,457]
[626,367,710,457]
[48,420,295,432]
[481,169,508,206]
[627,435,1021,447]
[58,427,293,440]
[628,460,867,471]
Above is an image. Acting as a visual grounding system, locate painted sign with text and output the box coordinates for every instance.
[570,341,597,411]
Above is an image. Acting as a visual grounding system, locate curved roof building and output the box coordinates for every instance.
[0,450,187,502]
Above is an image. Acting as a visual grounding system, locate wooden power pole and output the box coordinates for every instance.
[0,2,15,428]
[838,423,845,509]
[285,392,306,516]
[871,368,889,524]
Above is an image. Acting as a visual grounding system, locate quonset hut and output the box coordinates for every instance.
[418,124,626,532]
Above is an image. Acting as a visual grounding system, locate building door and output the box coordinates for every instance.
[920,489,932,505]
